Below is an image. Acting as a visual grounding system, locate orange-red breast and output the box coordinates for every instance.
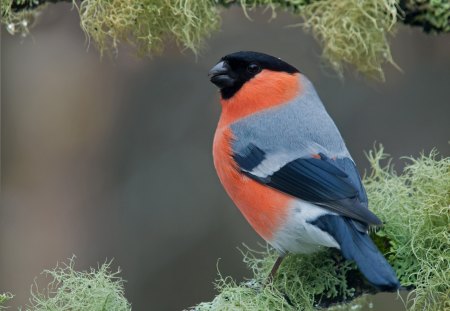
[209,51,399,291]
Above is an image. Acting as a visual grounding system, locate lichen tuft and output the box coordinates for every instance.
[77,0,220,57]
[299,0,398,80]
[365,146,450,310]
[25,257,131,311]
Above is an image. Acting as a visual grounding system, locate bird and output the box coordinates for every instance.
[208,51,400,291]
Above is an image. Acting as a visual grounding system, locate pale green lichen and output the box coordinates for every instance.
[194,147,450,310]
[25,257,131,311]
[77,0,221,57]
[299,0,398,80]
[365,147,450,310]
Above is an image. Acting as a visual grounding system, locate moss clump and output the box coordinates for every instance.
[25,257,131,311]
[365,147,450,310]
[299,0,398,80]
[77,0,220,56]
[193,147,450,310]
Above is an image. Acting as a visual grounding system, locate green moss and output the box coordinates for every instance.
[77,0,220,57]
[25,257,131,311]
[193,147,450,310]
[365,147,450,310]
[298,0,398,80]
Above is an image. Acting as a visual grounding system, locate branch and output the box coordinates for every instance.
[8,0,450,33]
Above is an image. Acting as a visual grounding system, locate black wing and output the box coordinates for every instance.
[233,144,381,227]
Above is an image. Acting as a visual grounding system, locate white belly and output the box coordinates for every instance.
[270,200,340,254]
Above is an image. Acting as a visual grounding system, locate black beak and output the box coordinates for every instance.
[208,61,234,88]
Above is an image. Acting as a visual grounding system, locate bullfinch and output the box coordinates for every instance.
[208,51,400,291]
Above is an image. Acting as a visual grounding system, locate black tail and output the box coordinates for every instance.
[311,215,400,291]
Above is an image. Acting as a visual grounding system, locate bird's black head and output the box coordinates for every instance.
[208,51,299,99]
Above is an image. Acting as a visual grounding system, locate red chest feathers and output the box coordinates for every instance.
[212,127,291,240]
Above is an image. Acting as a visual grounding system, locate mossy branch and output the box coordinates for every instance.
[192,147,450,310]
[2,0,450,79]
[7,0,450,33]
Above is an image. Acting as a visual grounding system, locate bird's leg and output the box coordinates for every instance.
[265,255,285,285]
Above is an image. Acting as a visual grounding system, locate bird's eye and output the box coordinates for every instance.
[247,63,261,74]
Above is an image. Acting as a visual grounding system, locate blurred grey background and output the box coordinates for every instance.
[1,3,449,310]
